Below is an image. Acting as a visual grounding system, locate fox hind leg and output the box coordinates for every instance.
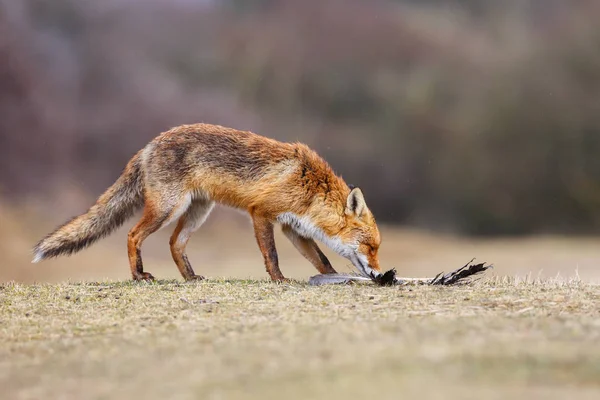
[281,224,337,275]
[127,194,192,281]
[169,199,215,281]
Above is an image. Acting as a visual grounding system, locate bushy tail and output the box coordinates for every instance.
[32,152,145,262]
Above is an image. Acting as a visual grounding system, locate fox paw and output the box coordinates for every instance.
[185,275,205,282]
[133,272,155,281]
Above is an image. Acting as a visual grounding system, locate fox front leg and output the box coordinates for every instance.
[281,224,337,275]
[251,214,286,281]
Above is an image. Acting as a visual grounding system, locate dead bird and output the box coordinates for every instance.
[308,259,492,286]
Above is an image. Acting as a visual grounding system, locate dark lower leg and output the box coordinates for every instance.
[252,215,285,281]
[282,225,336,274]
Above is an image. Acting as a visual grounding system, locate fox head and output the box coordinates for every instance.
[336,187,381,278]
[277,186,381,278]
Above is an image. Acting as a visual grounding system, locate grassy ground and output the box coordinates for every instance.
[1,277,599,400]
[2,205,600,398]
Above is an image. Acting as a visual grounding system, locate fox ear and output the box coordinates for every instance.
[346,187,367,217]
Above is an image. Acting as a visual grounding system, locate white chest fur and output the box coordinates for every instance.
[276,212,357,259]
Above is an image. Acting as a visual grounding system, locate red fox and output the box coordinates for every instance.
[32,123,382,281]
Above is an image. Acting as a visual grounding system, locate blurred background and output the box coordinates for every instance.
[1,0,600,283]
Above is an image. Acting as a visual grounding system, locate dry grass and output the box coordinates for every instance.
[1,277,599,400]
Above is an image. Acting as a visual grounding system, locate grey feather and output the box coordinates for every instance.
[308,274,372,286]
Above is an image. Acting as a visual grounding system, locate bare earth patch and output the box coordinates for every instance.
[1,278,599,400]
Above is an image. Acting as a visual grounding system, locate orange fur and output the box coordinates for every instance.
[33,123,381,281]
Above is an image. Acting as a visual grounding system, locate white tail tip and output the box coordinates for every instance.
[32,252,43,263]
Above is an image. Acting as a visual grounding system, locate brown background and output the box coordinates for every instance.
[1,0,599,283]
